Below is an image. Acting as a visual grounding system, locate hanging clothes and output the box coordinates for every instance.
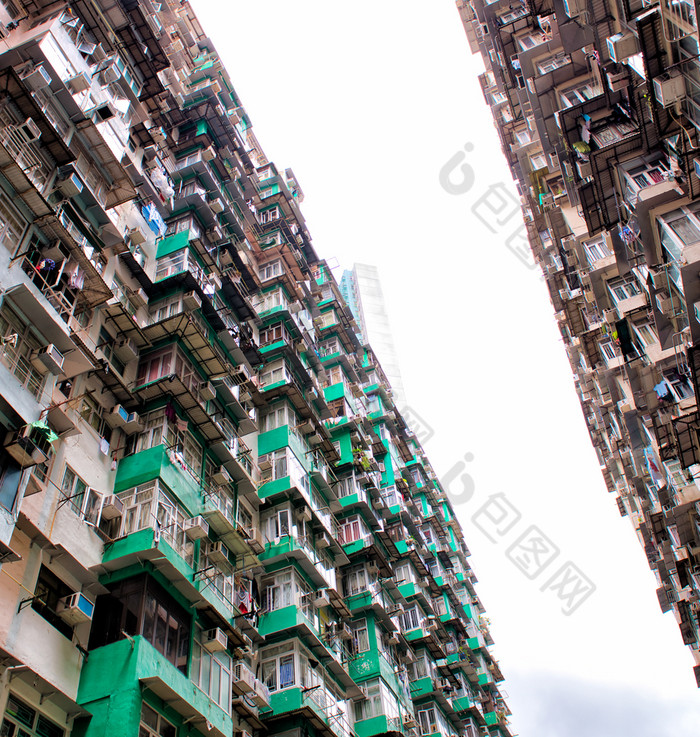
[165,402,177,423]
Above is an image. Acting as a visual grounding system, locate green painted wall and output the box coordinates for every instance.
[76,637,231,737]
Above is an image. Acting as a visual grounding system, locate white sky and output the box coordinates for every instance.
[191,1,700,733]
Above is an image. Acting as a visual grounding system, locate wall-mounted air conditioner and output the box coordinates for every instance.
[115,336,139,362]
[184,516,209,540]
[101,494,124,520]
[57,592,94,626]
[606,33,639,63]
[21,66,52,91]
[31,344,64,375]
[202,627,228,653]
[653,72,686,108]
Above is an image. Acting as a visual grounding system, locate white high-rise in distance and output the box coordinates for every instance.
[340,263,407,408]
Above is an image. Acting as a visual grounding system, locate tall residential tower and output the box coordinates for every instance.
[457,0,700,684]
[0,2,512,737]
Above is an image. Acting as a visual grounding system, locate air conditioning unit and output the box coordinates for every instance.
[202,627,228,653]
[66,72,92,93]
[655,291,674,316]
[100,62,120,84]
[151,127,167,143]
[108,405,143,434]
[388,634,400,645]
[209,197,224,213]
[367,562,380,576]
[250,679,270,707]
[313,589,331,607]
[653,72,686,108]
[127,226,147,245]
[202,145,216,161]
[17,118,41,143]
[58,172,84,197]
[232,662,256,693]
[57,592,94,626]
[101,494,124,520]
[238,632,253,653]
[31,344,64,375]
[4,426,50,467]
[317,532,331,549]
[115,336,139,361]
[124,412,144,434]
[403,716,418,729]
[296,506,312,522]
[184,516,210,540]
[213,466,232,486]
[208,541,232,569]
[607,70,629,93]
[606,33,639,63]
[339,622,353,640]
[21,66,52,91]
[199,381,216,401]
[258,455,272,471]
[129,288,148,308]
[182,290,202,311]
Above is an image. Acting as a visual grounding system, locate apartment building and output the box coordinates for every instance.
[0,1,511,736]
[339,265,407,409]
[457,0,700,684]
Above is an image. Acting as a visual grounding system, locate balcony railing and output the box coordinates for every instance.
[0,339,47,400]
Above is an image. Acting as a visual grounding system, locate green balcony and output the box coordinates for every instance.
[76,636,232,737]
[409,675,435,698]
[263,687,354,737]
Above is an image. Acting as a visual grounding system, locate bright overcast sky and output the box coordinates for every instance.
[191,1,700,734]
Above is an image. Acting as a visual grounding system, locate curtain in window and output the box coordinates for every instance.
[279,655,294,688]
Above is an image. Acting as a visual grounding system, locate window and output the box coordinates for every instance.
[599,341,617,361]
[343,566,368,596]
[606,275,641,304]
[263,507,291,543]
[559,78,601,107]
[0,448,22,512]
[350,618,370,653]
[259,259,283,281]
[135,408,202,475]
[516,31,549,51]
[339,516,362,544]
[1,694,64,737]
[139,704,175,737]
[256,288,288,313]
[259,321,287,346]
[263,569,293,611]
[536,53,570,75]
[0,302,47,399]
[513,128,531,145]
[191,629,232,712]
[32,565,74,639]
[260,403,295,432]
[97,326,126,375]
[261,644,295,691]
[259,206,280,224]
[89,574,190,672]
[0,188,27,254]
[529,153,548,171]
[260,359,289,387]
[317,310,336,328]
[417,707,438,735]
[59,466,101,522]
[583,237,612,265]
[354,679,382,721]
[632,321,658,348]
[400,606,422,631]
